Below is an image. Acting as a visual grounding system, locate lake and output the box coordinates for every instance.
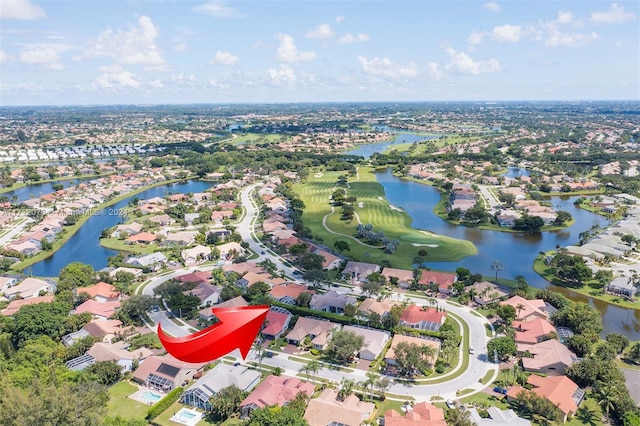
[29,180,215,277]
[347,131,440,158]
[1,177,95,202]
[375,168,640,338]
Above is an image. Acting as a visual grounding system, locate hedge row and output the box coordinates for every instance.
[146,387,184,420]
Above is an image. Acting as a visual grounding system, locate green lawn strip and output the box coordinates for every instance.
[459,391,510,410]
[480,369,496,385]
[106,381,147,421]
[373,399,406,418]
[293,167,475,269]
[99,238,160,254]
[533,252,640,310]
[287,355,354,372]
[228,132,285,146]
[456,388,475,397]
[0,172,115,194]
[565,393,605,426]
[11,177,192,272]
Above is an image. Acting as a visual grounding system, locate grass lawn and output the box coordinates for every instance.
[373,398,406,418]
[533,252,640,310]
[566,394,605,426]
[99,238,161,254]
[460,391,510,410]
[292,167,476,269]
[227,132,288,145]
[106,381,148,421]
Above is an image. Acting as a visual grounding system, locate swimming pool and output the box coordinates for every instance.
[141,391,162,403]
[170,407,202,426]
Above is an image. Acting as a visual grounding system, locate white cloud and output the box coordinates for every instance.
[483,2,501,12]
[555,10,575,25]
[192,1,240,18]
[276,34,316,63]
[97,70,140,89]
[210,50,239,65]
[357,56,419,78]
[335,16,345,23]
[492,24,523,42]
[338,33,370,44]
[98,64,122,73]
[82,16,167,69]
[468,31,486,45]
[444,47,501,75]
[591,3,636,23]
[0,50,8,62]
[148,80,164,89]
[267,65,296,85]
[0,0,45,20]
[18,43,71,70]
[174,43,188,52]
[544,29,599,47]
[305,23,334,39]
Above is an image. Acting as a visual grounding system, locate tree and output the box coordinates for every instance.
[496,304,516,326]
[296,292,312,308]
[444,407,474,426]
[490,260,504,283]
[606,333,629,355]
[375,376,391,400]
[58,262,95,292]
[304,269,328,290]
[553,210,573,226]
[487,336,517,362]
[551,301,603,341]
[393,342,436,377]
[343,303,357,318]
[360,371,378,401]
[10,301,74,347]
[597,386,618,423]
[333,240,350,253]
[220,285,243,301]
[86,360,122,385]
[595,270,614,288]
[327,330,365,364]
[361,280,382,297]
[210,385,245,420]
[626,342,640,365]
[338,378,355,401]
[246,281,271,303]
[305,359,320,383]
[566,334,592,357]
[298,252,324,270]
[115,295,156,325]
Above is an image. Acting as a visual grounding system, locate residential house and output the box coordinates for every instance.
[200,296,248,320]
[262,307,293,340]
[467,407,531,426]
[269,283,314,305]
[384,402,447,426]
[1,295,55,316]
[3,277,55,300]
[381,267,415,289]
[125,232,157,244]
[236,271,285,289]
[147,214,174,226]
[163,231,197,246]
[513,318,557,347]
[176,271,212,285]
[385,334,441,368]
[181,363,261,411]
[341,261,381,283]
[181,244,212,266]
[183,282,220,307]
[507,375,584,422]
[520,339,577,376]
[310,290,356,314]
[184,213,200,226]
[133,354,208,392]
[65,341,153,372]
[303,388,375,426]
[240,375,315,418]
[73,299,121,320]
[342,325,391,361]
[110,222,143,238]
[418,270,458,294]
[357,297,397,318]
[76,282,120,302]
[223,261,264,276]
[285,317,340,350]
[399,305,447,331]
[126,252,168,270]
[62,319,126,346]
[606,276,636,298]
[469,281,509,305]
[312,248,342,270]
[500,295,552,321]
[0,276,18,294]
[217,241,245,259]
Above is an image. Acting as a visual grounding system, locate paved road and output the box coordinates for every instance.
[0,216,34,246]
[477,184,502,211]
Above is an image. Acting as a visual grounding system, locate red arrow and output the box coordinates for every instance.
[157,305,269,363]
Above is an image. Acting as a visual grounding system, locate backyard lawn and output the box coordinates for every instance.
[292,167,476,269]
[107,381,147,421]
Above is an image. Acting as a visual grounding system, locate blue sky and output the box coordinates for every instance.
[0,0,638,105]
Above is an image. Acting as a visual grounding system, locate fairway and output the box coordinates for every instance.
[293,167,476,269]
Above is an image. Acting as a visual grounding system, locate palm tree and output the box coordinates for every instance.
[421,345,437,368]
[252,341,266,371]
[305,359,320,383]
[597,386,617,423]
[360,372,377,401]
[338,378,355,402]
[515,303,525,320]
[490,260,504,283]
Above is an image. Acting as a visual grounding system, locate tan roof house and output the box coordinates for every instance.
[285,317,340,350]
[384,401,446,426]
[507,375,584,422]
[470,281,509,305]
[3,277,55,300]
[1,295,55,316]
[381,267,414,289]
[521,339,577,376]
[239,375,315,417]
[342,325,391,361]
[386,334,441,368]
[500,295,551,321]
[303,388,375,426]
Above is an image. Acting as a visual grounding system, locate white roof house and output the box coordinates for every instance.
[342,325,391,361]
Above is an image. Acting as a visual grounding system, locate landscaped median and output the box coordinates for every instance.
[10,177,193,272]
[292,167,476,269]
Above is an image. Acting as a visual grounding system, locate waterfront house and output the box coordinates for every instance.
[341,261,380,283]
[507,375,584,422]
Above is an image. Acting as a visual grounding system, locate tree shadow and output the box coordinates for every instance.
[575,406,598,426]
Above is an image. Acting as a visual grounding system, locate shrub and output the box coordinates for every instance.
[146,387,184,420]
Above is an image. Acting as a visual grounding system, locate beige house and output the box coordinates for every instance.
[303,388,375,426]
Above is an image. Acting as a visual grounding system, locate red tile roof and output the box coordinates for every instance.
[400,305,446,325]
[262,310,291,336]
[384,402,446,426]
[241,375,314,410]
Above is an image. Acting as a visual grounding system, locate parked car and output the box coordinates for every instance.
[469,346,475,354]
[446,399,456,409]
[493,387,508,394]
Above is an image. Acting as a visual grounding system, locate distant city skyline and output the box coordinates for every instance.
[0,0,638,106]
